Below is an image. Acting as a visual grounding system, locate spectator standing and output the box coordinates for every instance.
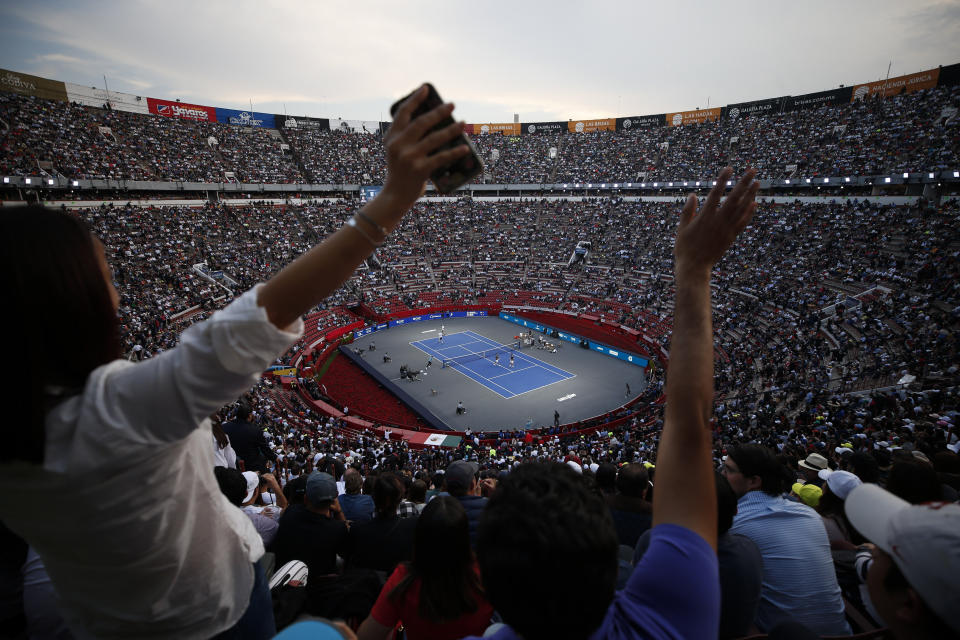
[212,421,237,468]
[464,168,759,640]
[0,88,468,638]
[223,402,276,473]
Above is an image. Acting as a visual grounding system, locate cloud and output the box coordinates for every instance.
[33,53,86,65]
[2,0,958,122]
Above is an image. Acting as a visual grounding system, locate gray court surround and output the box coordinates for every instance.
[347,317,647,432]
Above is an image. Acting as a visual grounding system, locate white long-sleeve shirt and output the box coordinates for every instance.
[0,286,301,639]
[213,434,238,469]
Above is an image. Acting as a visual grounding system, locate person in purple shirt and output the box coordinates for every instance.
[462,168,759,640]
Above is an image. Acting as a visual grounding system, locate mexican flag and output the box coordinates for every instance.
[409,433,462,448]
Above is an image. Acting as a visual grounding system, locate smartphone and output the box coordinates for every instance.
[389,83,483,194]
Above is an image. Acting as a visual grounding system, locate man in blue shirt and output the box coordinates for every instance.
[723,444,851,635]
[338,468,374,525]
[465,168,760,640]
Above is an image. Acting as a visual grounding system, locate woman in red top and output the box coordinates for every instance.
[357,496,494,640]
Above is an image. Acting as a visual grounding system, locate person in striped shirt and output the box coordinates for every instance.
[723,444,851,636]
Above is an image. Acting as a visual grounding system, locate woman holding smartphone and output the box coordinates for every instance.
[0,86,466,639]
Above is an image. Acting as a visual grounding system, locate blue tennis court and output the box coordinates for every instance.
[410,330,575,399]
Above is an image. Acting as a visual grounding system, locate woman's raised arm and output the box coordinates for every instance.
[257,86,469,329]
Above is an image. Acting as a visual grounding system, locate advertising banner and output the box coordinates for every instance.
[329,118,380,133]
[722,96,785,120]
[66,83,150,114]
[215,107,275,128]
[275,114,330,130]
[388,314,435,326]
[0,68,68,101]
[567,118,616,133]
[588,342,649,367]
[521,121,567,135]
[354,326,378,339]
[665,108,721,127]
[784,87,852,111]
[939,62,960,87]
[147,97,217,122]
[851,68,940,101]
[466,122,522,136]
[616,114,665,130]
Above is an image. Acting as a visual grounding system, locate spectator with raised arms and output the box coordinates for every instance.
[0,85,468,639]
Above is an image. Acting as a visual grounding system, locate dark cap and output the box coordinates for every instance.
[305,471,338,506]
[445,460,479,493]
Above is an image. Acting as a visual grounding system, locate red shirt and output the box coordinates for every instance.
[370,563,493,640]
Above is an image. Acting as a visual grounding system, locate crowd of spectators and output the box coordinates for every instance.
[0,93,302,182]
[282,128,386,183]
[3,83,958,185]
[552,84,960,183]
[73,193,957,409]
[3,84,959,637]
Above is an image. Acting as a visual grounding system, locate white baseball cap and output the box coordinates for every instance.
[845,484,960,633]
[818,469,862,500]
[242,471,259,504]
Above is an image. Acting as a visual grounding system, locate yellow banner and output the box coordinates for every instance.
[665,108,722,127]
[468,122,522,136]
[851,68,940,101]
[270,367,297,377]
[0,68,68,102]
[567,118,616,133]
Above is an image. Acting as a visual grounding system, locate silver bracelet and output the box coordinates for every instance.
[355,210,388,237]
[346,217,383,247]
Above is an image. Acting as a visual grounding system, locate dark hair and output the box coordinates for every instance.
[373,473,402,517]
[212,421,230,450]
[477,463,618,640]
[408,479,427,503]
[595,462,617,493]
[235,402,252,421]
[214,467,247,506]
[933,451,960,475]
[2,206,120,464]
[727,444,790,496]
[283,475,307,506]
[844,452,881,484]
[390,496,482,622]
[818,486,845,516]
[716,472,737,536]
[887,461,941,504]
[362,472,377,496]
[616,463,649,499]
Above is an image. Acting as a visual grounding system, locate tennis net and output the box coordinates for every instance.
[441,345,519,368]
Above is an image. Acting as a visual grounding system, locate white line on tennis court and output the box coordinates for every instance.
[488,364,536,379]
